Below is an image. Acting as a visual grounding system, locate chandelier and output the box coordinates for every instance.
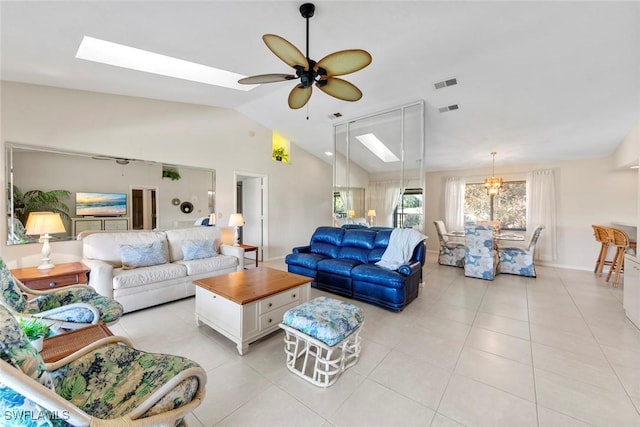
[483,151,503,196]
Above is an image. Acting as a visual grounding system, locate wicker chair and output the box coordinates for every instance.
[0,303,206,426]
[592,225,613,275]
[434,220,465,267]
[497,225,545,278]
[606,227,631,287]
[0,258,123,330]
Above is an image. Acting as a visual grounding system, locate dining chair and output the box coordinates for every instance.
[606,227,631,287]
[592,225,613,275]
[464,225,498,280]
[497,225,545,277]
[434,220,465,267]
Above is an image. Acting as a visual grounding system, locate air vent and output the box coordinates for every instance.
[328,112,343,119]
[434,78,458,90]
[438,104,459,113]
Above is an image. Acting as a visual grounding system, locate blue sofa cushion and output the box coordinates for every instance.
[367,230,392,262]
[337,230,376,264]
[285,253,328,270]
[351,264,405,289]
[309,227,344,258]
[317,258,361,277]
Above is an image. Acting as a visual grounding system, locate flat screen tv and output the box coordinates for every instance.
[76,192,127,216]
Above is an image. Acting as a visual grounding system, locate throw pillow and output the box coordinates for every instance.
[120,241,168,269]
[182,240,216,261]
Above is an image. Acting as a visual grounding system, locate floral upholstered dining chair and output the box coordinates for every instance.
[0,303,206,426]
[464,225,499,280]
[0,258,123,330]
[433,220,465,267]
[497,225,545,277]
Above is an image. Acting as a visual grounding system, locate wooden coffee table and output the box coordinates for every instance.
[193,267,310,355]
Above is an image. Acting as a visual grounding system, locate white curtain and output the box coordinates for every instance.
[526,169,557,262]
[444,176,466,231]
[369,180,402,227]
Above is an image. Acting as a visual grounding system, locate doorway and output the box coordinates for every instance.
[234,172,268,263]
[131,186,158,230]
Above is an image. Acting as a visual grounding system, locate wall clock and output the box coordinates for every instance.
[180,201,194,214]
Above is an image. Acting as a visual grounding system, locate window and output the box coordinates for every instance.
[464,181,526,230]
[394,188,423,228]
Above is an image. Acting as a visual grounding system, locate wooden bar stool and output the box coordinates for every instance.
[592,225,613,275]
[606,227,630,287]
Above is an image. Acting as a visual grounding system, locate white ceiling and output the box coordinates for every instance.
[2,1,639,172]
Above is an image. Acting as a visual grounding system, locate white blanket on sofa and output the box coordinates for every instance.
[376,228,426,270]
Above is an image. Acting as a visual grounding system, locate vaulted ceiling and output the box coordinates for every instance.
[2,1,638,172]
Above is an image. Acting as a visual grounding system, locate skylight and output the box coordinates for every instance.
[75,36,256,91]
[355,133,399,162]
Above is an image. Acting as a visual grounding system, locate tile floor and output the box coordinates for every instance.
[109,257,640,426]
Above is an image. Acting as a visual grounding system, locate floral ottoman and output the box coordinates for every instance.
[279,296,363,387]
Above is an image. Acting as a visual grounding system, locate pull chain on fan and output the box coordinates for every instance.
[238,3,372,110]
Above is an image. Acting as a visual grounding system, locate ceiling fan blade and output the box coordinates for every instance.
[238,74,297,85]
[288,85,312,109]
[316,77,363,102]
[263,34,309,70]
[315,49,372,77]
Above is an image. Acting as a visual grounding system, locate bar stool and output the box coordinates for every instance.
[592,225,613,275]
[606,227,630,287]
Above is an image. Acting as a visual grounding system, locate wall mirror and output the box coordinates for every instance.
[6,143,215,245]
[333,101,425,228]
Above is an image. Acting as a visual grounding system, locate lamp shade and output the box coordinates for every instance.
[228,213,245,227]
[208,213,216,226]
[347,210,356,218]
[367,210,376,217]
[25,212,66,235]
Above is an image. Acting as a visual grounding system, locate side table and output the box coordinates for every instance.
[41,322,113,363]
[11,262,90,291]
[238,244,259,268]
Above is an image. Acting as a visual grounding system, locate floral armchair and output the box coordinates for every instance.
[464,225,498,280]
[434,220,465,267]
[0,258,123,330]
[497,225,545,277]
[0,303,206,426]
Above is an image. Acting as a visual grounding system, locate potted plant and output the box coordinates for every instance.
[162,167,181,181]
[11,185,71,225]
[19,318,52,352]
[272,147,289,162]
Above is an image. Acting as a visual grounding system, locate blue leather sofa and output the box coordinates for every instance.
[285,226,426,312]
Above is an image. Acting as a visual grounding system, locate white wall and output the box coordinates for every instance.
[1,82,332,267]
[426,156,638,270]
[613,121,640,169]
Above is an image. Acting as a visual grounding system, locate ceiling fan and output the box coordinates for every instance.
[238,2,372,110]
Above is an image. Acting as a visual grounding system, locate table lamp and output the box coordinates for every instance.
[228,213,245,246]
[25,212,66,270]
[367,209,376,226]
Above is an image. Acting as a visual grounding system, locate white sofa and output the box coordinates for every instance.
[81,227,244,313]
